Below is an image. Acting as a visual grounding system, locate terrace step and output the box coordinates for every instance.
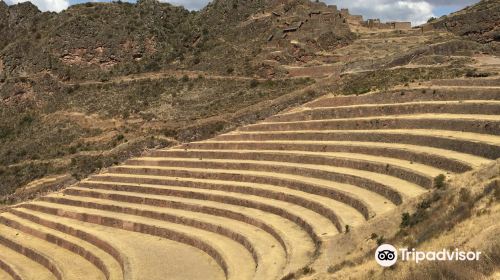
[103,165,381,221]
[267,100,500,122]
[62,185,315,276]
[211,129,500,160]
[5,73,498,279]
[151,149,444,188]
[0,212,122,280]
[40,192,288,279]
[78,179,341,238]
[11,206,226,280]
[239,114,500,135]
[124,158,426,202]
[431,78,500,87]
[0,243,54,280]
[185,140,492,173]
[23,200,258,280]
[6,207,129,280]
[0,222,104,280]
[0,268,14,280]
[307,88,500,107]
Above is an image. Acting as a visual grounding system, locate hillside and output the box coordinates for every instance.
[309,158,500,280]
[426,0,499,44]
[0,0,497,208]
[0,75,498,280]
[0,0,499,279]
[1,0,497,207]
[1,0,355,202]
[192,0,355,76]
[0,0,196,80]
[0,0,354,81]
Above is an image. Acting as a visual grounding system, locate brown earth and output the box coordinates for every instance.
[0,0,499,279]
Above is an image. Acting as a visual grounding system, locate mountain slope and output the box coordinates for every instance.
[0,0,195,81]
[427,0,499,44]
[0,0,497,231]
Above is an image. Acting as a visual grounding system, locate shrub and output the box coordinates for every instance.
[459,188,472,203]
[0,126,11,139]
[68,145,78,154]
[115,134,125,141]
[494,184,500,201]
[434,174,446,189]
[100,76,110,82]
[401,212,411,228]
[465,69,491,78]
[249,79,259,88]
[162,128,177,137]
[302,266,314,275]
[401,204,429,229]
[417,199,431,210]
[327,265,336,273]
[145,60,161,72]
[376,235,385,246]
[19,115,35,126]
[327,260,355,274]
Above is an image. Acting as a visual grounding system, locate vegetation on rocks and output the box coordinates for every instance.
[428,0,499,44]
[1,0,334,200]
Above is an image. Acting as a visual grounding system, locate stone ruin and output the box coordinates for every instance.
[267,3,347,42]
[265,4,412,45]
[363,18,412,30]
[340,8,412,30]
[340,8,364,25]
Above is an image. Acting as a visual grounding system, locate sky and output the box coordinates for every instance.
[4,0,480,25]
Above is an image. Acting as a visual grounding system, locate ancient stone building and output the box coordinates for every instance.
[392,21,412,30]
[363,18,412,30]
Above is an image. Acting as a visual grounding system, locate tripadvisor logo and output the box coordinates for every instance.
[375,244,398,267]
[375,244,482,267]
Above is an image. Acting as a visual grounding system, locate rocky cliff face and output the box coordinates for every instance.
[0,1,43,51]
[0,0,196,80]
[429,0,499,44]
[0,0,354,80]
[192,0,353,76]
